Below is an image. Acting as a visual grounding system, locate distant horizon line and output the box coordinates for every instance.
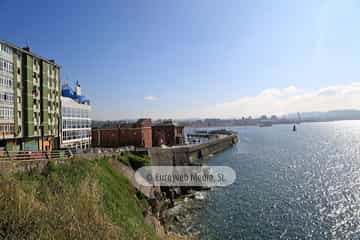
[91,108,360,122]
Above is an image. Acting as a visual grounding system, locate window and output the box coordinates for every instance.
[0,75,14,88]
[0,44,12,55]
[0,58,13,73]
[0,91,14,104]
[0,123,14,133]
[0,107,14,120]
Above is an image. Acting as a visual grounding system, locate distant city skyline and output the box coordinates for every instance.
[2,0,360,120]
[185,82,360,119]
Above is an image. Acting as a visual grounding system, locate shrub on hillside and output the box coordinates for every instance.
[128,153,150,170]
[117,153,150,170]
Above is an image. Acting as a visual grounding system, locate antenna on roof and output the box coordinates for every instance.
[22,40,31,52]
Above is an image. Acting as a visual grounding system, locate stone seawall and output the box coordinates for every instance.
[149,134,238,166]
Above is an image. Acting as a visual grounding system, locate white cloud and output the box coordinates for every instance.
[144,95,158,101]
[192,82,360,118]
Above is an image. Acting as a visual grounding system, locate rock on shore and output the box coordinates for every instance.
[161,192,206,238]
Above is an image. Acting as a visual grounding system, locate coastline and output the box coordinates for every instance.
[161,191,206,237]
[183,119,360,129]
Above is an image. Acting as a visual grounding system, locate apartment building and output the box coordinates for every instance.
[0,41,61,151]
[60,82,91,151]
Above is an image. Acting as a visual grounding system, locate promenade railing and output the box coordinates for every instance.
[0,150,73,161]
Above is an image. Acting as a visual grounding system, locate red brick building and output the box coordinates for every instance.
[92,119,152,148]
[152,120,185,146]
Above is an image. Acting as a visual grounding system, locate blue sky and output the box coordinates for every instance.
[2,0,360,119]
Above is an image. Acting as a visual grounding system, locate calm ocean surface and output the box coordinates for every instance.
[193,121,360,239]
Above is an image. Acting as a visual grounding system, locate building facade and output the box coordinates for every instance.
[92,119,152,149]
[60,83,91,150]
[0,41,61,151]
[152,120,185,146]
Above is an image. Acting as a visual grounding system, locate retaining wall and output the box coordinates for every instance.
[149,134,238,166]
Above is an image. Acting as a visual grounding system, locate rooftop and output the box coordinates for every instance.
[153,120,183,127]
[62,82,90,105]
[61,96,91,110]
[0,40,60,67]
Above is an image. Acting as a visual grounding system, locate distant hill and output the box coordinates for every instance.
[288,109,360,121]
[92,109,360,129]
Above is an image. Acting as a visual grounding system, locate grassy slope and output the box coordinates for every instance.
[0,157,159,240]
[95,158,157,239]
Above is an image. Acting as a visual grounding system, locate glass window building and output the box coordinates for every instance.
[60,82,91,150]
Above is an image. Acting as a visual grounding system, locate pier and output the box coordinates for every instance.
[149,134,238,166]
